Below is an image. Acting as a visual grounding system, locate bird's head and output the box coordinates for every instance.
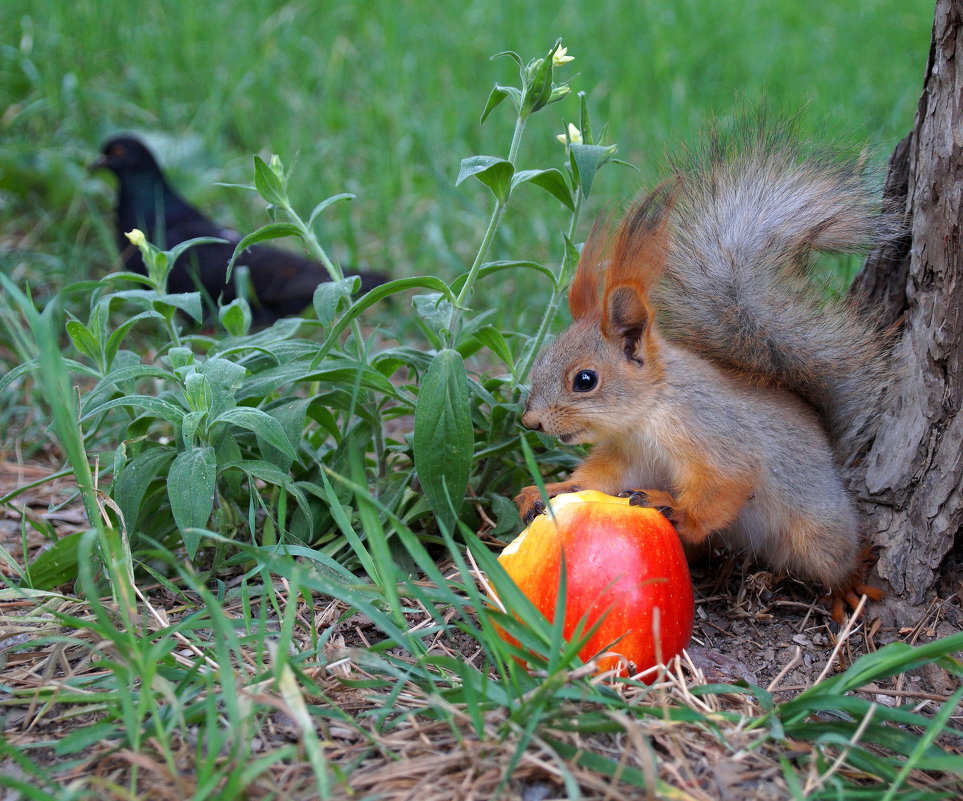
[92,136,163,177]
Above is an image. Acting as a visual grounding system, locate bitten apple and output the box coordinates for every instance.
[497,490,694,675]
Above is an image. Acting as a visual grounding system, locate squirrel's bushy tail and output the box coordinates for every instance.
[658,132,895,440]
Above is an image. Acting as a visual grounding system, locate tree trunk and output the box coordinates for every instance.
[847,0,963,605]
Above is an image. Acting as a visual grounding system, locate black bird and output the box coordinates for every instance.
[94,135,385,325]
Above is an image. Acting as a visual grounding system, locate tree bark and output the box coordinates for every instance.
[847,0,963,605]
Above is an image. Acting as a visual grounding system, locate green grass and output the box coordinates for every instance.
[3,2,961,799]
[1,0,931,314]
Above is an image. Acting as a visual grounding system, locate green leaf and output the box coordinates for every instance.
[198,357,247,391]
[578,92,595,145]
[102,270,154,288]
[489,493,522,538]
[569,143,612,199]
[166,236,229,267]
[449,260,556,294]
[312,276,457,366]
[221,459,314,537]
[81,394,186,424]
[412,349,473,530]
[258,398,310,470]
[248,542,363,586]
[786,632,963,712]
[104,310,165,368]
[253,154,287,206]
[65,320,100,364]
[307,192,355,231]
[108,288,165,307]
[490,49,523,69]
[145,248,170,287]
[412,293,453,341]
[168,446,216,555]
[227,222,303,282]
[88,296,111,344]
[215,407,298,460]
[578,91,594,145]
[455,156,514,203]
[167,346,194,371]
[26,531,83,589]
[472,326,514,370]
[521,53,554,117]
[558,233,581,287]
[313,276,360,326]
[511,168,574,210]
[219,298,252,336]
[153,292,203,322]
[778,756,805,801]
[239,359,401,401]
[81,365,177,415]
[180,410,206,448]
[480,85,520,123]
[0,359,37,395]
[54,721,120,755]
[110,447,175,531]
[183,371,213,412]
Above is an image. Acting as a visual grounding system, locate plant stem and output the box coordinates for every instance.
[446,114,528,344]
[288,207,344,282]
[281,201,388,493]
[164,317,182,349]
[453,200,507,311]
[474,186,584,494]
[283,199,368,355]
[507,114,527,166]
[515,188,583,386]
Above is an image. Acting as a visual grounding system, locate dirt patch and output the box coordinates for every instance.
[0,459,87,579]
[688,555,962,693]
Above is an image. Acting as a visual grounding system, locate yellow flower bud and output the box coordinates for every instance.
[556,123,583,146]
[552,46,574,66]
[125,229,146,247]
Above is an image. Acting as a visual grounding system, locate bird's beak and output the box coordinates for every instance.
[88,154,109,172]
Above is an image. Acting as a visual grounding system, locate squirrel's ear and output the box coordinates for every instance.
[568,214,613,319]
[604,185,673,294]
[602,284,651,364]
[598,185,672,364]
[568,259,600,320]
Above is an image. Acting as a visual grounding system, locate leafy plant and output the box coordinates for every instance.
[1,39,628,590]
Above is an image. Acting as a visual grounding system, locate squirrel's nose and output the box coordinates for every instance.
[520,411,542,431]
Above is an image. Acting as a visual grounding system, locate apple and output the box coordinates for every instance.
[496,490,694,676]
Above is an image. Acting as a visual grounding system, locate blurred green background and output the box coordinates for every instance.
[0,0,932,324]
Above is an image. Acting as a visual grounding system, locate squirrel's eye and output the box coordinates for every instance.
[572,370,598,392]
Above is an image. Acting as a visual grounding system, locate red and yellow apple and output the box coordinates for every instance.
[496,490,694,676]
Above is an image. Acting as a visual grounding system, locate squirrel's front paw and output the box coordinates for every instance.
[514,482,582,524]
[515,486,546,524]
[618,489,679,525]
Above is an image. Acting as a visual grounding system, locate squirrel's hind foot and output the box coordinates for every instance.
[826,543,885,623]
[827,582,886,624]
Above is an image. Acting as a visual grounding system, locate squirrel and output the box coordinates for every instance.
[515,133,893,621]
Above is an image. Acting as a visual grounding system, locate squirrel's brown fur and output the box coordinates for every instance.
[516,133,891,619]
